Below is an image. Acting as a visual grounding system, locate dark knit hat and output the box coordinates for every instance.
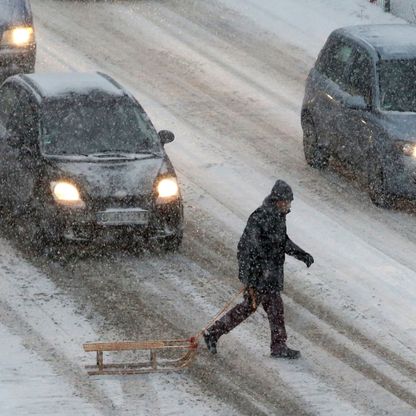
[269,180,293,201]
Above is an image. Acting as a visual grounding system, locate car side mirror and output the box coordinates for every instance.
[344,95,370,111]
[158,130,175,145]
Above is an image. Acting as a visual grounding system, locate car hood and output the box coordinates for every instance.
[380,112,416,141]
[50,157,165,199]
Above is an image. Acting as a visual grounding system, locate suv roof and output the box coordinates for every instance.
[13,72,126,101]
[333,24,416,60]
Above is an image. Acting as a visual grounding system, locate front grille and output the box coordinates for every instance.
[89,195,152,211]
[64,223,149,243]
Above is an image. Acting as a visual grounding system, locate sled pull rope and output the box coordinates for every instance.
[195,286,245,342]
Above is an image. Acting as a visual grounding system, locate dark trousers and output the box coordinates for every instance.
[207,289,287,354]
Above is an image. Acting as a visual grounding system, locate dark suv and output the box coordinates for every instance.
[301,24,416,207]
[0,0,36,77]
[0,72,183,250]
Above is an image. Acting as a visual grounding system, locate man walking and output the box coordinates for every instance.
[204,180,314,359]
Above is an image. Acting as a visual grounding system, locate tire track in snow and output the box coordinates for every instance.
[0,266,116,415]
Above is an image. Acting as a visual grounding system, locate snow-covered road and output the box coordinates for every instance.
[1,0,415,415]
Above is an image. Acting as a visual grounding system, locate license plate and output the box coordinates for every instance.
[96,209,149,225]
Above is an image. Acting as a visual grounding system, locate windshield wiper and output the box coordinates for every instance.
[133,150,160,157]
[51,151,90,157]
[88,149,160,158]
[88,149,132,157]
[90,149,128,153]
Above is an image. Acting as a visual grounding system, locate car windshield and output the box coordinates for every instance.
[40,97,162,156]
[0,0,28,22]
[379,59,416,112]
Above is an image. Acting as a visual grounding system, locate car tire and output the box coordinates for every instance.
[302,116,329,169]
[19,211,63,257]
[367,156,393,208]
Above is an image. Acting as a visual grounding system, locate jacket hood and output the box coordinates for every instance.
[263,180,293,206]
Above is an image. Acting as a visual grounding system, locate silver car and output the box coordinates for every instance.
[301,24,416,207]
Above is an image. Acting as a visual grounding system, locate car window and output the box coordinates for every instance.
[379,59,416,112]
[0,85,21,135]
[316,38,354,88]
[40,97,162,156]
[0,0,30,23]
[345,48,373,104]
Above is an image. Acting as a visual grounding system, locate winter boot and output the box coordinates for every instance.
[271,345,300,359]
[203,331,218,354]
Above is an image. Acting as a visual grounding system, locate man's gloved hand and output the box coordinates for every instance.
[302,253,314,268]
[247,287,257,310]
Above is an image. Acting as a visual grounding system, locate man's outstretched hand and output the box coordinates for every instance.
[302,253,314,268]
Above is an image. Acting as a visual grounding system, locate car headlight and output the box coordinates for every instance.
[395,141,416,158]
[2,26,34,47]
[156,177,179,200]
[51,181,85,208]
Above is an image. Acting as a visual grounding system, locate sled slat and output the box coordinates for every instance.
[84,340,194,352]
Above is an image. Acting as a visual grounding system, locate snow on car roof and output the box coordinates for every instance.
[337,24,416,60]
[21,72,125,100]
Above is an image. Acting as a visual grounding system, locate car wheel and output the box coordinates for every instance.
[367,156,393,208]
[302,116,329,169]
[20,214,62,257]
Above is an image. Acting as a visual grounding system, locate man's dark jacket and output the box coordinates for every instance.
[237,193,308,292]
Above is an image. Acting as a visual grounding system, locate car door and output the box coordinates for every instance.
[0,85,39,213]
[335,47,374,170]
[314,37,355,154]
[0,83,22,207]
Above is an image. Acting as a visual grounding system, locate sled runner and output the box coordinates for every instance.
[83,287,244,375]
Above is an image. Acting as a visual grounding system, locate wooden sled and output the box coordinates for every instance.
[83,337,198,375]
[83,287,244,376]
